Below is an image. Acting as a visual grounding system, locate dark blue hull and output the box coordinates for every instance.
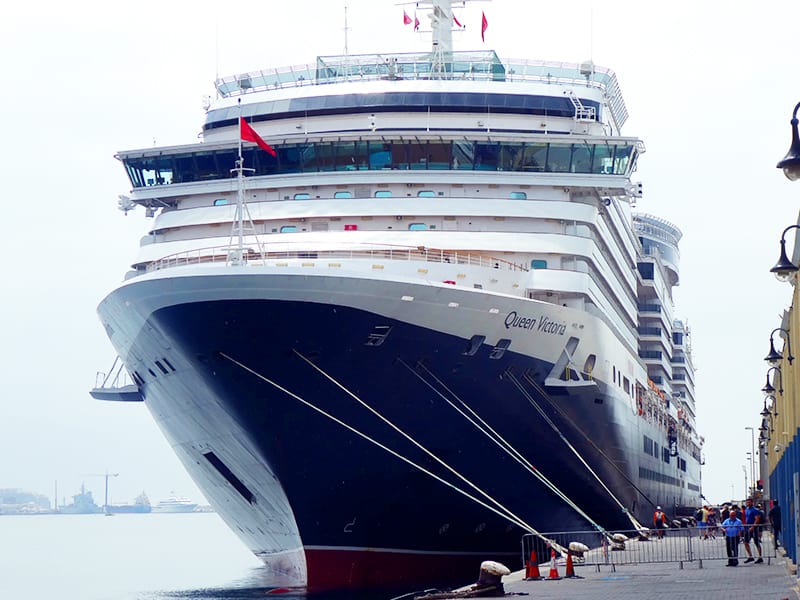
[133,296,639,588]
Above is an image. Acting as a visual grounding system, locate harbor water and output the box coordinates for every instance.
[0,512,394,600]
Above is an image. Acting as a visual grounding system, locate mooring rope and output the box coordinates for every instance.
[520,371,659,514]
[219,351,566,554]
[402,359,609,537]
[509,370,648,534]
[289,350,568,551]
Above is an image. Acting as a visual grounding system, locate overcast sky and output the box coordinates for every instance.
[1,0,797,511]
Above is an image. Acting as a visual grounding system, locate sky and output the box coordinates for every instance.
[0,0,798,511]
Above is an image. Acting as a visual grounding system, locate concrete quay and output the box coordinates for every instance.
[497,550,800,599]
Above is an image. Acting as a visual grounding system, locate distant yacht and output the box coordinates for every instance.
[151,495,198,513]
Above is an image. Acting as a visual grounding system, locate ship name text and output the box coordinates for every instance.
[504,312,566,336]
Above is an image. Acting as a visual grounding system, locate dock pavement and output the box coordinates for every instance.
[497,547,800,599]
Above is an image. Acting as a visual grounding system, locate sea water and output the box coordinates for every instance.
[0,512,401,600]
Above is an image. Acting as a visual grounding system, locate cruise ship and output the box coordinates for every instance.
[94,0,702,591]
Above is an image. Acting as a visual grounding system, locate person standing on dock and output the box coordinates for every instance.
[769,499,782,548]
[653,506,667,539]
[743,498,764,563]
[722,509,744,566]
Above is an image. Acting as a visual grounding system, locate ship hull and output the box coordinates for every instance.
[98,266,692,590]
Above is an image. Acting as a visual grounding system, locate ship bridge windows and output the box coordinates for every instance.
[122,139,640,188]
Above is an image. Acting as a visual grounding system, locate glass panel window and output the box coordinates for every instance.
[531,259,547,269]
[546,144,572,172]
[375,190,393,198]
[474,143,499,171]
[453,141,474,170]
[593,144,614,174]
[521,143,548,171]
[213,198,228,206]
[293,193,311,200]
[614,146,633,175]
[499,143,523,171]
[334,191,353,198]
[280,226,298,233]
[571,144,593,173]
[417,190,436,197]
[509,191,527,199]
[408,223,428,230]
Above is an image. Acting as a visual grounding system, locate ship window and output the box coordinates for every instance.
[509,191,527,199]
[531,259,547,269]
[474,143,499,171]
[614,146,633,175]
[408,223,427,230]
[294,193,311,200]
[375,190,393,198]
[154,360,169,375]
[417,190,436,197]
[547,144,572,172]
[280,226,298,233]
[522,143,548,171]
[213,198,228,206]
[593,144,615,174]
[334,191,353,198]
[162,358,176,372]
[571,144,593,173]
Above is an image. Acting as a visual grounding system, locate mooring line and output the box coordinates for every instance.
[521,371,659,513]
[219,351,562,551]
[289,350,566,551]
[509,370,648,534]
[403,358,608,537]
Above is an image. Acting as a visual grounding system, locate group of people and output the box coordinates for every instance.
[653,498,783,567]
[718,498,782,566]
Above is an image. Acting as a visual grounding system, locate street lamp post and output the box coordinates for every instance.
[743,465,748,500]
[746,427,756,495]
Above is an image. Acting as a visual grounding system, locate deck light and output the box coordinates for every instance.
[778,102,800,181]
[765,328,794,365]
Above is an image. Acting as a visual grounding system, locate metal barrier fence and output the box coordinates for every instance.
[522,525,777,571]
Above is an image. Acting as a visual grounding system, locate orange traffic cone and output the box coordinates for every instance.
[546,547,562,580]
[565,551,580,578]
[525,549,542,580]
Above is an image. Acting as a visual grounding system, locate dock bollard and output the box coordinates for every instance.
[546,548,562,580]
[525,550,542,580]
[476,560,509,595]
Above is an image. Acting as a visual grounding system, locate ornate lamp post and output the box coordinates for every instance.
[777,102,800,181]
[765,328,794,366]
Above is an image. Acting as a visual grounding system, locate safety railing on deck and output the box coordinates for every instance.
[145,245,528,274]
[522,525,777,571]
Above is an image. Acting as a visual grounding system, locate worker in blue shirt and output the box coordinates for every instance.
[722,509,744,566]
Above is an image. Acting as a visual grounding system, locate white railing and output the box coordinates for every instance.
[145,244,529,275]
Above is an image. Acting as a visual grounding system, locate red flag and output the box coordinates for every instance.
[453,15,463,28]
[240,117,276,157]
[481,11,488,42]
[403,10,412,25]
[414,15,420,31]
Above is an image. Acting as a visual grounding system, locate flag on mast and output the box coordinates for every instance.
[414,13,420,31]
[453,15,463,28]
[481,11,488,42]
[240,117,276,156]
[403,10,412,25]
